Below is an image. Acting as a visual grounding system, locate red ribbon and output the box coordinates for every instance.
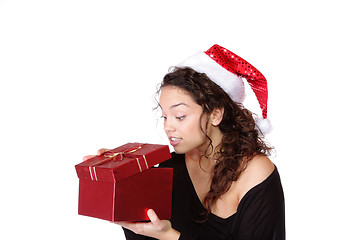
[88,144,148,181]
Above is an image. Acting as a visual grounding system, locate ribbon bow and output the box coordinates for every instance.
[99,145,144,165]
[89,144,147,181]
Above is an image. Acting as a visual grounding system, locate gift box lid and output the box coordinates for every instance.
[75,143,171,182]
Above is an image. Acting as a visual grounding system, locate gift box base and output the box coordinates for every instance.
[78,167,173,221]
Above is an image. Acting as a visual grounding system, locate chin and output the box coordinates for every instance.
[172,144,194,154]
[173,143,203,155]
[172,147,186,154]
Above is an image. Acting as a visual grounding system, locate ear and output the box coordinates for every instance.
[210,108,224,126]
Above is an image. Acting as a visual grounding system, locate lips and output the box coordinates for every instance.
[170,137,181,141]
[169,136,182,146]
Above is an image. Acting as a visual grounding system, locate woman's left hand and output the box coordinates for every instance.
[115,209,180,240]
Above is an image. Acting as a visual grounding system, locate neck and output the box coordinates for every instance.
[186,125,223,171]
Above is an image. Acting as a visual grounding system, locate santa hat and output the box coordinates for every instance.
[177,44,272,134]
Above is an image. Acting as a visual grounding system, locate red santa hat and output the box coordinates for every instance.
[177,44,272,134]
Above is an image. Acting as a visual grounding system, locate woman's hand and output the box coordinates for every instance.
[115,209,180,240]
[82,148,110,161]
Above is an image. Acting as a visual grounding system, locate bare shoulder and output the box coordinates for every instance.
[234,155,275,200]
[245,155,275,180]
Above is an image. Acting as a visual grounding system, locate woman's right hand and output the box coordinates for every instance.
[82,148,110,161]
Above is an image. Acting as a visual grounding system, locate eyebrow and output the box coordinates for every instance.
[159,102,189,110]
[170,103,189,109]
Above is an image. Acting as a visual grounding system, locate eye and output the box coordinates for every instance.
[160,116,167,120]
[176,116,185,120]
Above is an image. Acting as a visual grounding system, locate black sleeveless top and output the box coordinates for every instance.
[124,153,285,240]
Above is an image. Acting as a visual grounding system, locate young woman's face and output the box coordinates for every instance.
[159,86,209,154]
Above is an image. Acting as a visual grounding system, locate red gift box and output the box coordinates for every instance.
[75,143,173,221]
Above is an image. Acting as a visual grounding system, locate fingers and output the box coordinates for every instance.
[147,209,171,232]
[114,210,161,231]
[115,221,145,235]
[147,209,160,226]
[115,221,134,229]
[82,148,110,162]
[114,210,159,229]
[113,211,175,239]
[83,155,96,161]
[97,148,110,155]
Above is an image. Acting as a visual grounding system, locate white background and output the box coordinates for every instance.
[1,0,359,239]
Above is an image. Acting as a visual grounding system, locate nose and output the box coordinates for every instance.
[164,119,175,134]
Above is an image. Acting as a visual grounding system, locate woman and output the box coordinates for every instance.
[92,45,285,239]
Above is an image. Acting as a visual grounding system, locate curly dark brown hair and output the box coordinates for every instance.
[157,67,273,217]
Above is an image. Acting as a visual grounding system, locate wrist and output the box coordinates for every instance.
[160,228,180,240]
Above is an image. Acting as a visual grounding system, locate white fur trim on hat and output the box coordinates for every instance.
[177,52,246,103]
[255,117,272,135]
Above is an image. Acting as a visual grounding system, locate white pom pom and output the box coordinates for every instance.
[255,117,272,135]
